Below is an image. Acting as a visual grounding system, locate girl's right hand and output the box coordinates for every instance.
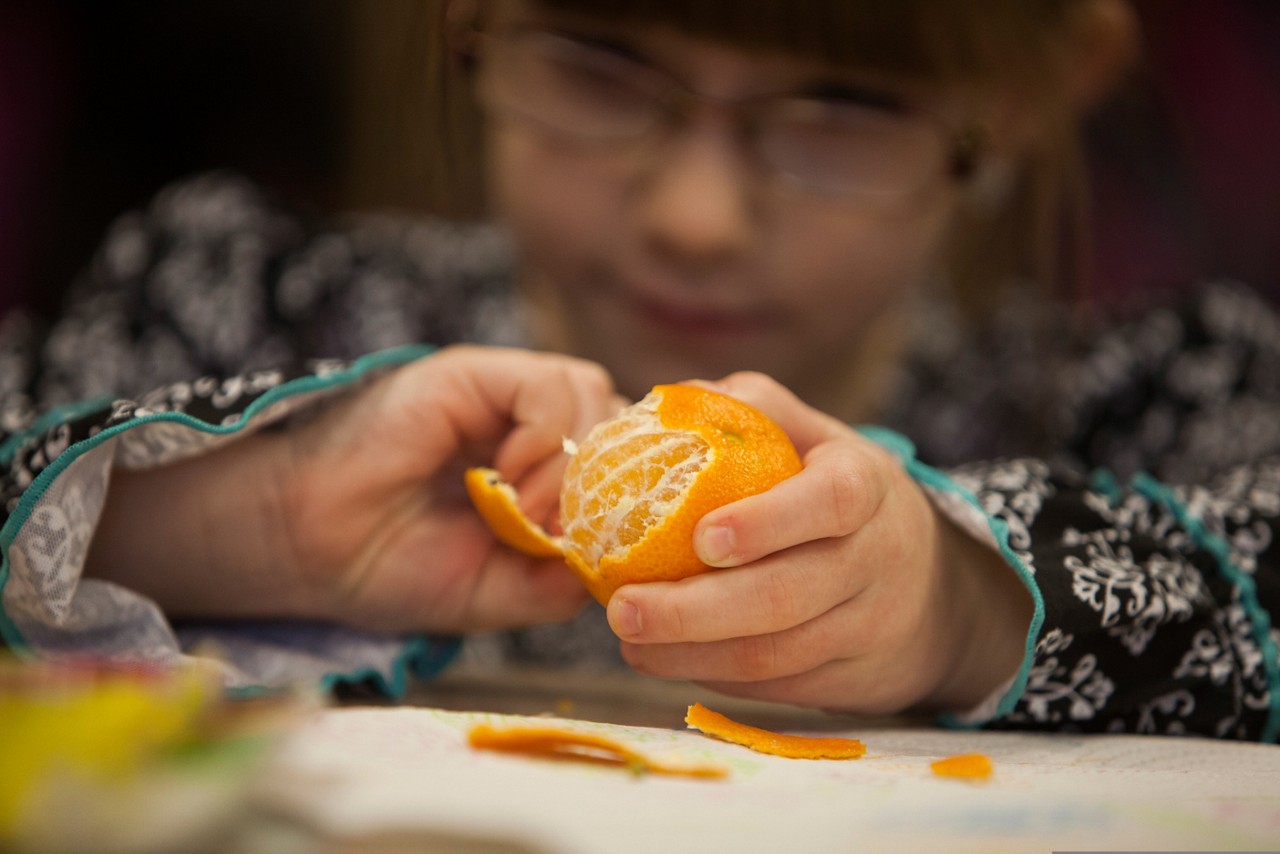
[88,345,624,634]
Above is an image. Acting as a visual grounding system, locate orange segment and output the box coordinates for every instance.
[463,467,564,559]
[467,723,727,779]
[684,702,866,760]
[930,752,993,780]
[560,384,802,604]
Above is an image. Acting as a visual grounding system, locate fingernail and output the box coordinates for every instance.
[610,598,642,638]
[697,524,737,566]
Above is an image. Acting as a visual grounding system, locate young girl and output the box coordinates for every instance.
[1,0,1275,740]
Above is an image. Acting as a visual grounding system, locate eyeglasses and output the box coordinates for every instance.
[468,24,982,206]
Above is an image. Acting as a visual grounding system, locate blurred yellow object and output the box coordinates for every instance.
[0,657,207,830]
[0,654,307,853]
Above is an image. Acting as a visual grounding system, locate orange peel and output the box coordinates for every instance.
[463,467,563,558]
[467,723,727,779]
[929,752,993,780]
[684,702,866,760]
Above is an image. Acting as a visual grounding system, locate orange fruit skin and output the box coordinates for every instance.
[467,723,727,778]
[559,384,803,604]
[929,752,994,780]
[463,467,564,558]
[684,702,867,760]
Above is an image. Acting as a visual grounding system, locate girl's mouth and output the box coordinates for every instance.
[631,292,772,338]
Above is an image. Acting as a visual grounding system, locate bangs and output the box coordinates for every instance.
[533,0,1070,86]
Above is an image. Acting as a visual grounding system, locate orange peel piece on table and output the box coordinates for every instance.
[930,752,993,780]
[684,702,866,760]
[467,723,727,779]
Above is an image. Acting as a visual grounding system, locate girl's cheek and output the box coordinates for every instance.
[490,131,625,259]
[773,202,951,307]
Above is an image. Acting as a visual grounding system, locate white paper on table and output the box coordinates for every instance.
[257,706,1280,854]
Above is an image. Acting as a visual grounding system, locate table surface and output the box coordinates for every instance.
[237,665,1280,854]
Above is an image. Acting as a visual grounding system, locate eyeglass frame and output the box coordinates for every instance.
[455,17,986,205]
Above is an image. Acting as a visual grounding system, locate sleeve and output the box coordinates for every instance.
[0,172,504,692]
[32,171,512,409]
[875,283,1280,741]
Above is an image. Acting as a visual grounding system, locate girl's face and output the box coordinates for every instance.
[477,1,971,418]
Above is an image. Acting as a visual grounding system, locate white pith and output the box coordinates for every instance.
[560,391,710,568]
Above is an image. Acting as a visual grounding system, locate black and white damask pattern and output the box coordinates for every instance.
[0,172,1275,740]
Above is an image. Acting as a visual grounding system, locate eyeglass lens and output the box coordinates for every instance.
[477,27,954,201]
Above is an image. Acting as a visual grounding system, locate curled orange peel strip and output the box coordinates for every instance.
[684,702,866,760]
[467,723,728,779]
[929,752,993,780]
[464,467,564,558]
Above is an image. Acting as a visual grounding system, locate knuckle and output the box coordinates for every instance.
[726,370,773,390]
[731,634,781,679]
[824,458,867,533]
[576,360,614,397]
[721,371,778,403]
[756,569,801,626]
[655,593,689,642]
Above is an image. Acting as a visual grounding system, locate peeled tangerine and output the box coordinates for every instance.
[465,383,803,604]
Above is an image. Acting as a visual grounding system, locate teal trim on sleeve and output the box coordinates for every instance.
[317,635,463,698]
[1130,472,1280,744]
[1089,468,1123,505]
[0,394,117,466]
[0,344,437,653]
[856,426,1047,729]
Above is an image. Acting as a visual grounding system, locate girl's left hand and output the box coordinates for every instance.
[605,372,1033,715]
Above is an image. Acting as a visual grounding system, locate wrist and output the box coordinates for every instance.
[86,428,321,620]
[927,513,1033,711]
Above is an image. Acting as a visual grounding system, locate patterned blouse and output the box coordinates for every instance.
[1,172,1276,741]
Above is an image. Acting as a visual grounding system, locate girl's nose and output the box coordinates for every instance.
[634,118,755,270]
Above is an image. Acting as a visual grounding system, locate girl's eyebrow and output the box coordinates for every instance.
[796,81,908,112]
[554,29,646,59]
[526,20,671,77]
[519,14,656,62]
[519,15,919,108]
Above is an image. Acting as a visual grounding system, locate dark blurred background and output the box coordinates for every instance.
[2,0,1277,324]
[3,1,356,320]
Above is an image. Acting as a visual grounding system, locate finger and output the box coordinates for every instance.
[608,535,871,643]
[498,369,624,528]
[344,506,590,633]
[500,450,572,530]
[693,438,893,568]
[619,609,925,714]
[618,594,872,684]
[420,345,614,476]
[490,353,618,477]
[454,551,591,632]
[697,371,850,454]
[694,657,911,715]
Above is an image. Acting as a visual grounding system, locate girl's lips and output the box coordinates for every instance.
[631,292,772,337]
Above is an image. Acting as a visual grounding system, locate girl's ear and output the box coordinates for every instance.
[1061,0,1142,113]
